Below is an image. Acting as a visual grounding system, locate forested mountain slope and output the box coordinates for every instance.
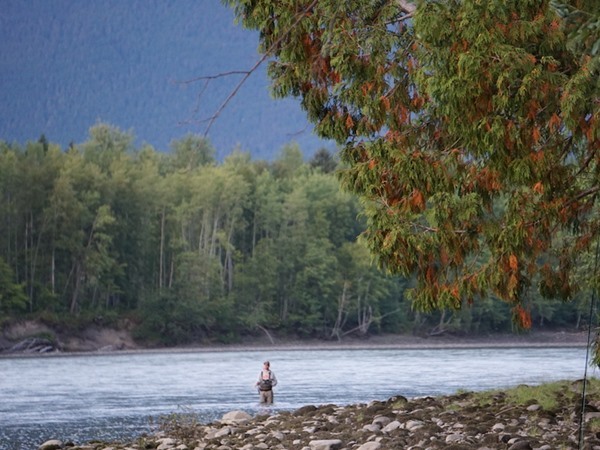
[0,0,331,159]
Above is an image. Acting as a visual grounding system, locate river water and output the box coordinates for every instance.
[0,346,596,450]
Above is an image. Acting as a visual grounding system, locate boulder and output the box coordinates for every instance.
[308,439,343,450]
[38,440,62,450]
[508,441,533,450]
[381,420,402,433]
[405,419,424,431]
[445,433,465,444]
[221,410,252,424]
[372,416,391,427]
[362,424,381,433]
[156,437,178,449]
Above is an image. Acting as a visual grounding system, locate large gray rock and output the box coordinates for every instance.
[156,437,178,449]
[308,439,343,450]
[382,420,402,433]
[445,433,465,444]
[405,419,424,431]
[221,410,252,424]
[372,416,391,427]
[38,440,62,450]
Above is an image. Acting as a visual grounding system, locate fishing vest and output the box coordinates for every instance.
[258,370,273,391]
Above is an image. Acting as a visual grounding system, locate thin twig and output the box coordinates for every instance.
[200,0,319,136]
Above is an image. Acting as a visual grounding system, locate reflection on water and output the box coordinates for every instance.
[0,346,595,449]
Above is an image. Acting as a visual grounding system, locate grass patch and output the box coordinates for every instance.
[471,378,600,411]
[151,406,200,441]
[588,417,600,433]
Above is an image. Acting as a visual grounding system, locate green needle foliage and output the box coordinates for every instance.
[224,0,599,330]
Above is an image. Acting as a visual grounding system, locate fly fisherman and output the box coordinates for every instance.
[255,360,277,404]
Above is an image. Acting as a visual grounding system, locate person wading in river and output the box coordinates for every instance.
[256,360,277,404]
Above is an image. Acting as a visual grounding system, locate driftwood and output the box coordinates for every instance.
[7,337,59,354]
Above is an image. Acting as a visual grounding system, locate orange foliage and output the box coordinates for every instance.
[450,285,460,300]
[411,95,425,108]
[548,113,562,132]
[584,116,596,141]
[527,100,540,120]
[509,254,518,271]
[361,81,374,96]
[514,305,532,329]
[345,114,354,130]
[380,96,391,111]
[411,189,425,211]
[530,149,544,162]
[330,71,341,84]
[532,126,541,144]
[396,105,409,123]
[476,167,502,192]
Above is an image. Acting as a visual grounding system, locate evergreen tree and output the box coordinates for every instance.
[224,0,599,329]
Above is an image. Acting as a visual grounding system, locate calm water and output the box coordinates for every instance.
[0,346,595,450]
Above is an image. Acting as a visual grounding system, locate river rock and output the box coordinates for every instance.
[381,420,401,432]
[156,437,178,449]
[356,442,381,450]
[492,422,505,431]
[362,423,381,432]
[270,430,285,441]
[445,433,465,444]
[39,440,63,450]
[507,440,533,450]
[214,427,232,438]
[405,419,424,431]
[221,411,252,424]
[308,439,343,450]
[372,416,391,427]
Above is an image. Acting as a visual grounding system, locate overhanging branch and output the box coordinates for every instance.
[182,0,320,137]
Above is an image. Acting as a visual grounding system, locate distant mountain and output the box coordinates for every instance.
[0,0,333,160]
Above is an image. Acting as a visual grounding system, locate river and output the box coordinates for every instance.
[0,346,596,450]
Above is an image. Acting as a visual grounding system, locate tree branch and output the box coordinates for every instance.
[183,0,320,137]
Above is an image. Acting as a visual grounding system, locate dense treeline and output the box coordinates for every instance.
[0,125,591,345]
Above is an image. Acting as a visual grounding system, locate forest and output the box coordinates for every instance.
[0,124,592,346]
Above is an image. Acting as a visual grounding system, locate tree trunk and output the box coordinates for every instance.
[331,281,349,340]
[159,207,165,290]
[51,247,55,294]
[70,261,81,314]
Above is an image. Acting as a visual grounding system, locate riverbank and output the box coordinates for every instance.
[39,379,600,450]
[0,320,592,356]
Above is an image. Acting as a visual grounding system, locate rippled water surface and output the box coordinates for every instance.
[1,346,595,449]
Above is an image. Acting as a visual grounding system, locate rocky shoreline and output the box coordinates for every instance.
[38,379,600,450]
